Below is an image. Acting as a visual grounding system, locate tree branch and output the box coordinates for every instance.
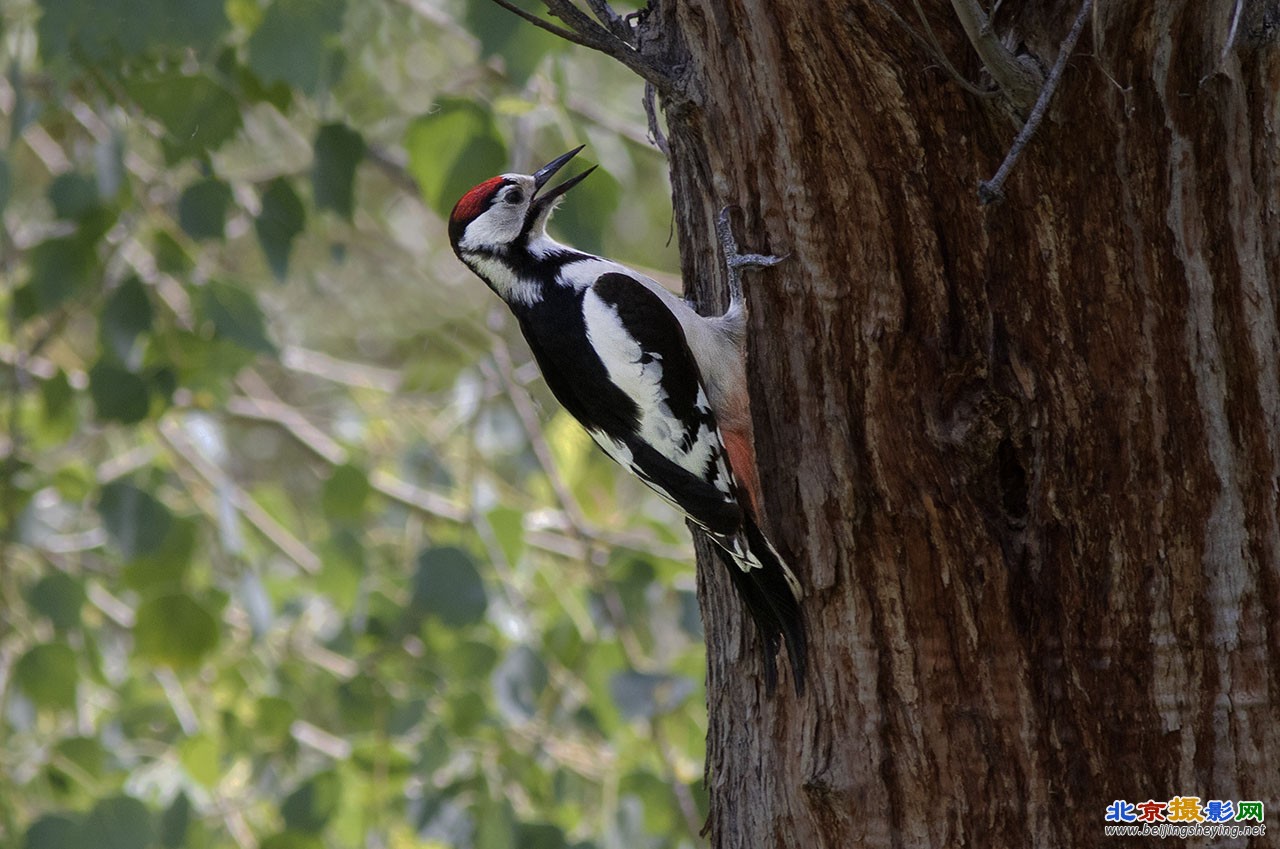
[487,0,671,87]
[542,0,623,48]
[644,81,670,155]
[581,0,632,42]
[489,0,601,50]
[485,333,591,531]
[978,0,1094,204]
[158,417,323,574]
[947,0,1043,109]
[226,366,692,562]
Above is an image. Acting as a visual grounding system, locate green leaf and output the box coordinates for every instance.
[159,793,191,849]
[317,529,363,602]
[321,462,371,523]
[280,770,342,833]
[78,796,154,849]
[514,822,570,849]
[486,505,525,565]
[247,0,346,95]
[160,330,256,398]
[133,592,220,669]
[48,172,99,220]
[52,463,93,501]
[24,813,81,849]
[337,672,392,731]
[446,640,499,684]
[608,671,695,720]
[179,734,221,787]
[312,123,364,219]
[100,276,153,366]
[405,98,507,218]
[463,0,559,86]
[620,770,682,837]
[88,360,150,424]
[409,546,487,628]
[227,0,263,33]
[98,480,173,558]
[474,798,515,849]
[37,0,129,64]
[253,695,296,740]
[0,154,11,213]
[444,689,486,736]
[492,645,547,723]
[223,47,291,109]
[543,160,619,255]
[259,833,323,849]
[121,516,196,591]
[196,280,276,354]
[37,0,228,64]
[53,736,107,781]
[15,642,78,711]
[153,229,194,275]
[125,72,241,163]
[37,369,78,443]
[178,177,233,241]
[18,234,98,319]
[255,179,305,280]
[148,0,230,53]
[27,572,86,631]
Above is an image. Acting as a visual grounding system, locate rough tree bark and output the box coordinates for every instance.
[516,1,1280,846]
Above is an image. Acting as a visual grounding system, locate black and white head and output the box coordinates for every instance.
[448,146,595,258]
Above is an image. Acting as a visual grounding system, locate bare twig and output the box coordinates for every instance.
[155,668,199,734]
[227,373,471,522]
[279,346,401,393]
[978,0,1094,204]
[488,0,670,86]
[870,0,996,98]
[581,0,632,42]
[948,0,1044,108]
[368,472,470,523]
[159,418,323,573]
[543,0,625,49]
[226,368,690,560]
[644,81,670,155]
[486,335,590,530]
[363,142,421,197]
[489,0,610,52]
[565,94,653,149]
[649,715,703,837]
[1221,0,1245,64]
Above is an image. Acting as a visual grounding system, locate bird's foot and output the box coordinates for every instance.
[716,206,788,305]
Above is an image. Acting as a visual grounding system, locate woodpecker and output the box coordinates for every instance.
[449,146,805,695]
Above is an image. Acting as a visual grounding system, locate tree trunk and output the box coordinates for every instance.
[650,1,1279,846]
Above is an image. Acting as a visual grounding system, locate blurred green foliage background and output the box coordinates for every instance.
[0,1,708,847]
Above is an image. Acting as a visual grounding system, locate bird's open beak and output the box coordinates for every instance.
[532,146,596,208]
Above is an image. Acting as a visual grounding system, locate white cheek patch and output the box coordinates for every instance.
[462,207,523,249]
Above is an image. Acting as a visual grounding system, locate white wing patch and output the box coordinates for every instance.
[579,289,759,575]
[580,290,728,487]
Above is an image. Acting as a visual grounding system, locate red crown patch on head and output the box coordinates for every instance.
[450,176,506,224]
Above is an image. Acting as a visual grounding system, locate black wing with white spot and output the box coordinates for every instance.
[579,273,744,531]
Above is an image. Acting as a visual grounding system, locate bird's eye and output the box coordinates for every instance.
[505,188,524,205]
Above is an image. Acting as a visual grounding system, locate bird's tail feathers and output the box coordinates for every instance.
[712,517,807,696]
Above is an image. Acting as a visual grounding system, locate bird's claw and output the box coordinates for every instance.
[716,205,787,304]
